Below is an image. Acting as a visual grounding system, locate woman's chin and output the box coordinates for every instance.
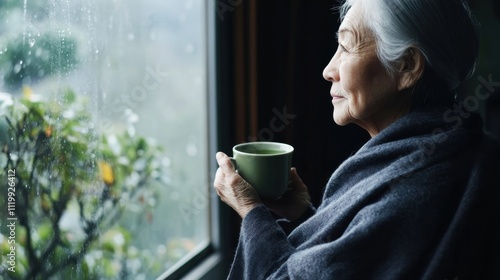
[332,112,350,126]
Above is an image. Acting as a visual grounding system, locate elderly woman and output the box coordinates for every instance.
[214,0,500,279]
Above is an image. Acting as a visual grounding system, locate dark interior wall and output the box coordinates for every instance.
[467,0,500,137]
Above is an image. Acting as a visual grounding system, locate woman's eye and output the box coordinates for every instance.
[338,43,348,53]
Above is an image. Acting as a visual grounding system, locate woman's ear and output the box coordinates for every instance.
[397,47,425,91]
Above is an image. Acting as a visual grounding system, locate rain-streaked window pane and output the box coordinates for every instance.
[0,0,209,279]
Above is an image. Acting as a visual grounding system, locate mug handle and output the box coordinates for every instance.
[229,157,237,171]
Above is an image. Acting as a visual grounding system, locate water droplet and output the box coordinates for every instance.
[186,143,198,156]
[13,63,22,74]
[95,49,99,54]
[9,153,18,161]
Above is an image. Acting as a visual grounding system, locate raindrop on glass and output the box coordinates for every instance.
[186,143,198,156]
[13,63,22,74]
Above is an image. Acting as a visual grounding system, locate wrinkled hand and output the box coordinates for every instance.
[264,167,311,221]
[214,152,263,218]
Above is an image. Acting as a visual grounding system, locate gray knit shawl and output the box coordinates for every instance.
[227,109,500,280]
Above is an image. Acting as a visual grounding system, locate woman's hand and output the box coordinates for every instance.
[264,167,311,221]
[214,152,263,218]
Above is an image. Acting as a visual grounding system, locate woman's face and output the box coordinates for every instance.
[322,3,410,137]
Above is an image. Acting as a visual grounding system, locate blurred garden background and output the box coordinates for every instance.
[0,0,209,279]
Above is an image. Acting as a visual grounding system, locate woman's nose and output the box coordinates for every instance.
[322,55,339,82]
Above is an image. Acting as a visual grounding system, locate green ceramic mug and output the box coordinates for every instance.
[232,142,294,199]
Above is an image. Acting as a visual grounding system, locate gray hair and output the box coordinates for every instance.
[338,0,479,108]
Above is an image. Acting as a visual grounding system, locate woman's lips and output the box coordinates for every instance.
[331,94,345,102]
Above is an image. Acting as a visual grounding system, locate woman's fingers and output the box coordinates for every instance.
[290,167,308,192]
[216,152,236,174]
[264,167,311,220]
[214,151,263,218]
[214,167,226,189]
[215,152,242,188]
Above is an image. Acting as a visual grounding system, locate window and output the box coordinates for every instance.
[0,0,212,279]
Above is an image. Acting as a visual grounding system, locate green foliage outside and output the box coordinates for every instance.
[0,33,78,91]
[0,2,209,278]
[0,91,169,279]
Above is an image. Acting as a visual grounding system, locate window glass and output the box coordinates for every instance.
[0,0,209,279]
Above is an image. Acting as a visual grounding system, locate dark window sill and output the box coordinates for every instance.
[155,241,226,280]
